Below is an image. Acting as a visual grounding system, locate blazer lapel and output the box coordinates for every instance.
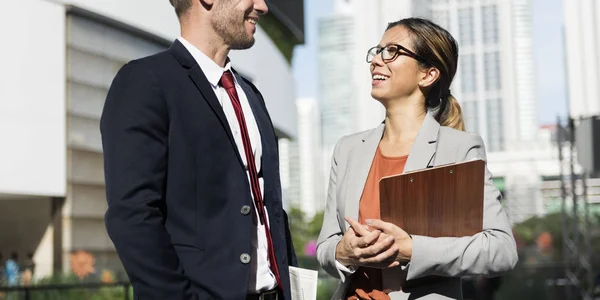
[403,111,440,172]
[169,40,244,167]
[344,124,384,229]
[343,112,440,229]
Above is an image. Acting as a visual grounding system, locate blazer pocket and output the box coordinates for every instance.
[173,244,206,272]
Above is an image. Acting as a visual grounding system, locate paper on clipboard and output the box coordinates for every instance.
[289,266,318,300]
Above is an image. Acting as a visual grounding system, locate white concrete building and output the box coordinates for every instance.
[429,0,537,152]
[318,8,356,199]
[485,127,560,224]
[0,0,303,280]
[292,99,324,217]
[563,0,600,118]
[319,11,357,151]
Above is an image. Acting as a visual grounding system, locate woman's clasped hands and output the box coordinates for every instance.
[335,216,413,269]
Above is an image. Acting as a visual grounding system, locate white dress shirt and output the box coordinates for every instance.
[178,37,277,293]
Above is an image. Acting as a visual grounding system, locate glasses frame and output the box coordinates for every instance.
[366,44,431,66]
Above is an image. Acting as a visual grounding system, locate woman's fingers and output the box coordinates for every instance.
[357,235,395,258]
[345,216,372,236]
[365,219,395,233]
[366,219,411,240]
[358,242,399,267]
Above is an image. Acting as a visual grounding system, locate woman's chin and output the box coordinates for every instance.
[371,91,386,102]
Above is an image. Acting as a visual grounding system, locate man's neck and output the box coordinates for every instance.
[181,27,230,67]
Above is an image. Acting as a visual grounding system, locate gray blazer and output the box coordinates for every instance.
[316,112,518,300]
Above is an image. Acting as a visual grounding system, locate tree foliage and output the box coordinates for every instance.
[287,206,324,257]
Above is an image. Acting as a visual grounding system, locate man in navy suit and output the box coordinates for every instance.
[100,0,297,299]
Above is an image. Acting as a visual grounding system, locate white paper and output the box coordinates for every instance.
[289,266,318,300]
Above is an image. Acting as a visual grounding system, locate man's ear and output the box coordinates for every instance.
[418,67,440,89]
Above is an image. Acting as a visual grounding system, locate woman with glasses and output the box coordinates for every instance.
[316,18,517,300]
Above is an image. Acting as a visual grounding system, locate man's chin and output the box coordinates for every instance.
[230,38,255,50]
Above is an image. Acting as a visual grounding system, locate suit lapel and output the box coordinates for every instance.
[403,112,440,172]
[188,66,245,167]
[344,124,384,228]
[169,40,244,167]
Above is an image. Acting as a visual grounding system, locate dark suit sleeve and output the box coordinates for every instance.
[100,61,195,300]
[283,210,298,267]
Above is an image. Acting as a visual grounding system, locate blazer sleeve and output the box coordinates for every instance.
[405,133,518,281]
[100,61,196,300]
[316,139,345,279]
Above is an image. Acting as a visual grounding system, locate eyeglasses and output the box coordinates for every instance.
[366,44,431,65]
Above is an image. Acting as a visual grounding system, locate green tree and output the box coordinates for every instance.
[287,207,337,299]
[287,207,324,257]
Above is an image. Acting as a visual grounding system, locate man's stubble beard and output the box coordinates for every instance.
[212,3,255,50]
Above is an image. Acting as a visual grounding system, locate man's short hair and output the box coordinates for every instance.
[169,0,193,19]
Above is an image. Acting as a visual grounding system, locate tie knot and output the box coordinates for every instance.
[219,70,236,90]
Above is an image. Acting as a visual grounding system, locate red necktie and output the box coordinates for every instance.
[219,70,283,291]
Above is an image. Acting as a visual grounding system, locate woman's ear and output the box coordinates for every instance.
[418,67,440,88]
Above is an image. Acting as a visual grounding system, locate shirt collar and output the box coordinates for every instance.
[177,37,233,88]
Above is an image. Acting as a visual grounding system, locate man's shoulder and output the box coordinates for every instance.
[124,49,177,73]
[109,49,182,89]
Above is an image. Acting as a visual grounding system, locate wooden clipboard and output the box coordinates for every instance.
[378,159,485,238]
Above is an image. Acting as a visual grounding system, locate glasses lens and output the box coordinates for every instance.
[383,46,399,60]
[366,47,379,62]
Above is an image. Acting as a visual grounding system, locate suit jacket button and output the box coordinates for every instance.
[240,253,251,264]
[241,205,251,215]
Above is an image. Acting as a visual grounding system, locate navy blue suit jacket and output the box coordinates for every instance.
[100,40,297,300]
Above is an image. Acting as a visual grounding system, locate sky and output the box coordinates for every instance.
[531,0,568,124]
[291,0,568,125]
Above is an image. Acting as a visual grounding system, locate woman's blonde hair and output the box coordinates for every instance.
[387,18,465,131]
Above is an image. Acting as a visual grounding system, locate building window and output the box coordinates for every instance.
[460,54,477,93]
[484,51,501,91]
[486,98,504,152]
[458,7,474,46]
[432,10,450,30]
[482,5,499,44]
[462,100,479,133]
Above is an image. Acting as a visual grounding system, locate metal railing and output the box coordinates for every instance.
[0,281,132,300]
